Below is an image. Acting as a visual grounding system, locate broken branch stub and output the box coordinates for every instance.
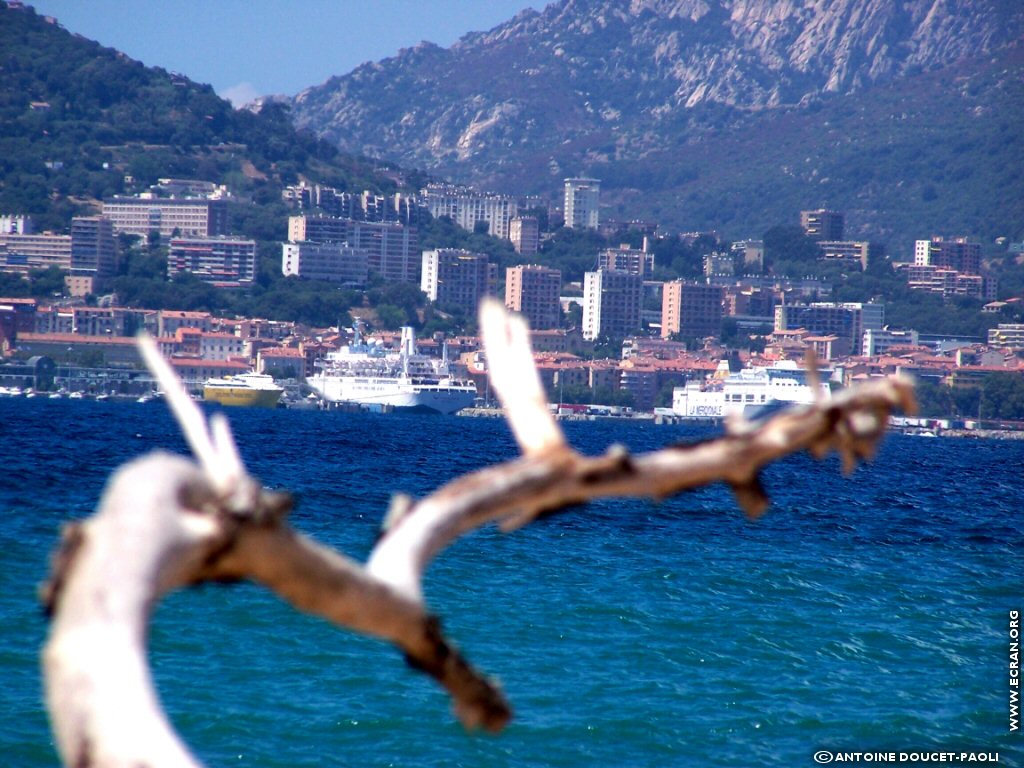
[42,302,914,768]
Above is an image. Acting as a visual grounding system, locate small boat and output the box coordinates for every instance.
[203,372,284,408]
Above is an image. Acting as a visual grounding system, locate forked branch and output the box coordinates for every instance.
[41,299,914,768]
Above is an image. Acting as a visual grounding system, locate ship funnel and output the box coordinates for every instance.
[401,326,417,357]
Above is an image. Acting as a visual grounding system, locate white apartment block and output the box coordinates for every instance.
[505,265,562,330]
[862,328,920,356]
[0,214,34,234]
[168,237,257,287]
[421,249,491,314]
[988,324,1024,349]
[564,178,600,230]
[199,332,247,361]
[0,231,71,275]
[102,197,229,238]
[288,215,419,283]
[421,184,518,239]
[281,242,369,285]
[582,268,642,341]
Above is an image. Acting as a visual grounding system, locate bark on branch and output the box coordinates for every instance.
[41,299,914,767]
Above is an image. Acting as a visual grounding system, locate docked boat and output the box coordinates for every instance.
[203,372,284,408]
[672,360,832,420]
[308,326,477,415]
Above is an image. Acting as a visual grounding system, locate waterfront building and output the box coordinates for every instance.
[168,236,256,287]
[158,310,214,337]
[281,242,368,285]
[102,197,229,238]
[564,178,600,230]
[661,281,725,340]
[583,269,642,341]
[506,265,562,330]
[421,249,491,314]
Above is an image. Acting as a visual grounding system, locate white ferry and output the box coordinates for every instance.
[672,360,831,420]
[308,326,477,415]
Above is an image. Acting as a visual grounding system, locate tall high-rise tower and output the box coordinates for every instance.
[564,178,600,230]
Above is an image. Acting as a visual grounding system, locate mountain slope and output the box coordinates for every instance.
[0,1,397,232]
[287,0,1024,245]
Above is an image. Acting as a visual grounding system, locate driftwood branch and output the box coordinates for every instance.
[41,299,915,767]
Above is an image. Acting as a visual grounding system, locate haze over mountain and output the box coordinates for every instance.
[285,0,1024,247]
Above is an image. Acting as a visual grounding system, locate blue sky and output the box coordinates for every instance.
[28,1,549,105]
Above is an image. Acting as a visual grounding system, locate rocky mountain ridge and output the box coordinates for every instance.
[286,0,1022,185]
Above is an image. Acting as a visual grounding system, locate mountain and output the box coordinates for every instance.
[286,0,1024,246]
[0,1,400,233]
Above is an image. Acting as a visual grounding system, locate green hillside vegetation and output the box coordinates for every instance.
[0,2,396,231]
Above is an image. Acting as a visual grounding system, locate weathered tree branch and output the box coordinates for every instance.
[42,299,915,767]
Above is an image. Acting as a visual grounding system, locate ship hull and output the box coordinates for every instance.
[203,386,283,408]
[308,375,475,415]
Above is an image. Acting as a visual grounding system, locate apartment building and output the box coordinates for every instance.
[421,184,518,239]
[102,197,229,238]
[281,242,369,285]
[421,249,491,314]
[583,269,642,341]
[800,209,845,241]
[0,231,71,274]
[914,236,982,275]
[599,242,655,278]
[897,264,993,301]
[70,216,117,277]
[288,215,419,283]
[168,236,257,287]
[509,216,540,256]
[775,302,884,355]
[661,281,724,340]
[505,265,562,330]
[564,178,600,230]
[731,240,764,273]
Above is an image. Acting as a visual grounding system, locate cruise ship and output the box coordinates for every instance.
[203,372,284,408]
[308,326,477,415]
[672,360,832,420]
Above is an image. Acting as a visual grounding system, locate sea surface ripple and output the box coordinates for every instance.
[1,398,1021,767]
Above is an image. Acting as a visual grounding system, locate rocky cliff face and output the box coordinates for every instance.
[281,0,1022,241]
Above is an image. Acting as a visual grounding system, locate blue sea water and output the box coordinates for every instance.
[1,397,1022,767]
